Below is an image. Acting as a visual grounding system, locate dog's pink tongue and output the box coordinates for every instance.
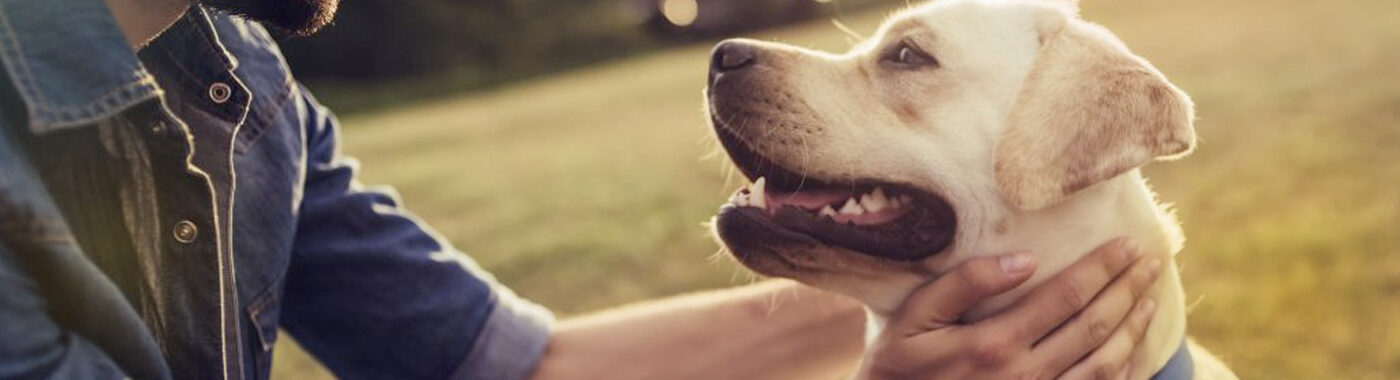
[767,189,851,210]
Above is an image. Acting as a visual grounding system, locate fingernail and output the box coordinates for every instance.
[999,253,1034,274]
[1120,238,1139,256]
[1138,298,1157,314]
[1146,258,1163,274]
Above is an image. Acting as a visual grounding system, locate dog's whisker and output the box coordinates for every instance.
[698,132,724,161]
[830,19,864,43]
[706,246,729,264]
[718,166,738,195]
[763,288,786,316]
[729,113,750,135]
[796,132,813,192]
[1185,294,1206,314]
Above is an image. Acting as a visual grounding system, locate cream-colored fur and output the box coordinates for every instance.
[704,0,1238,379]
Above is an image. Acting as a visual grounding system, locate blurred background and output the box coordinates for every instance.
[269,0,1400,378]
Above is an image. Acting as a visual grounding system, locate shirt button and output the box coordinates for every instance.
[209,82,232,104]
[172,221,198,244]
[151,120,168,134]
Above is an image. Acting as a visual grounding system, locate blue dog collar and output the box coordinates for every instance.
[1150,338,1194,380]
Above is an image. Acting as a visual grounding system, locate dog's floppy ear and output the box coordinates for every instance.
[994,13,1195,211]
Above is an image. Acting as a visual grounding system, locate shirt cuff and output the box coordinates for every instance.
[450,286,555,380]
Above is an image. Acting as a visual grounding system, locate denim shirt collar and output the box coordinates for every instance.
[0,0,240,134]
[140,8,251,126]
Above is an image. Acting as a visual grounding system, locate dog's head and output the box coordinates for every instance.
[705,0,1194,315]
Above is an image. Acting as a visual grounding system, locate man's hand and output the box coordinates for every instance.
[855,238,1164,380]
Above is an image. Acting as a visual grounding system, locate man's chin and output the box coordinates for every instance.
[201,0,340,37]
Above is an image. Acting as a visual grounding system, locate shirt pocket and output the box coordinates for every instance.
[245,275,284,379]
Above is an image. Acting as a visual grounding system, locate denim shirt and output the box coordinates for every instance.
[0,1,553,379]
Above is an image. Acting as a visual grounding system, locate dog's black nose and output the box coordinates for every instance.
[710,40,758,79]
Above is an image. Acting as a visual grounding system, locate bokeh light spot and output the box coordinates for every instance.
[661,0,698,27]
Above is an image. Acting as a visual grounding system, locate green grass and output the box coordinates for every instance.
[272,0,1400,378]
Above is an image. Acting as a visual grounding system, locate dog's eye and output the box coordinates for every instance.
[882,42,937,69]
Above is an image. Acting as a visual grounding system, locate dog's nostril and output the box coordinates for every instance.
[717,51,754,71]
[711,42,758,74]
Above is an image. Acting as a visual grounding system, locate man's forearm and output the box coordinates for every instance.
[528,280,866,380]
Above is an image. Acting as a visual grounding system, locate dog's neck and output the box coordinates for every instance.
[1022,171,1187,380]
[866,170,1188,380]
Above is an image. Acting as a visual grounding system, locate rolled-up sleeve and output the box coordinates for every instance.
[281,86,553,380]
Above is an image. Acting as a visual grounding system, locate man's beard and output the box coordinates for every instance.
[200,0,340,37]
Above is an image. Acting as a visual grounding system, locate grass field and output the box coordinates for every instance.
[271,0,1400,378]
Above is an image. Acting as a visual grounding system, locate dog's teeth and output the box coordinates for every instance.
[839,198,865,215]
[736,193,750,207]
[819,205,837,218]
[863,188,889,212]
[751,177,767,209]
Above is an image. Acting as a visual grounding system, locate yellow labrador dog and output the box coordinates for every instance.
[703,0,1238,379]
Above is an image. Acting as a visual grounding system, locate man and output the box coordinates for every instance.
[0,0,1161,379]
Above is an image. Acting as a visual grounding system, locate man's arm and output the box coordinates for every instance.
[530,241,1160,380]
[0,244,131,380]
[283,87,553,380]
[0,122,169,380]
[531,280,866,380]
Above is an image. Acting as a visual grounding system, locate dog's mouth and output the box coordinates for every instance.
[712,121,957,261]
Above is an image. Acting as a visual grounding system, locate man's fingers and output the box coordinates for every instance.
[990,238,1142,343]
[1054,297,1157,380]
[1029,256,1164,375]
[888,253,1036,337]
